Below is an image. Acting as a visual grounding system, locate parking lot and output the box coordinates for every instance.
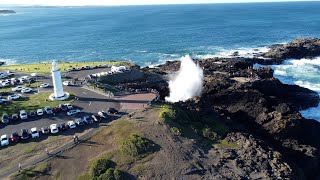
[0,69,121,139]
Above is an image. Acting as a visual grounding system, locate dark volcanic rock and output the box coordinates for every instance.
[0,10,16,14]
[263,38,320,62]
[0,61,4,66]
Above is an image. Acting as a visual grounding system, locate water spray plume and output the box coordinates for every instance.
[165,55,204,103]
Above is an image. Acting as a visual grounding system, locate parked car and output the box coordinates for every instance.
[58,123,68,131]
[29,110,36,117]
[30,127,40,138]
[1,114,9,124]
[65,104,73,110]
[75,118,85,126]
[83,115,93,125]
[107,108,119,114]
[37,109,44,116]
[11,86,23,92]
[41,127,50,134]
[0,98,7,104]
[21,87,33,93]
[21,129,29,140]
[0,91,9,96]
[67,109,80,116]
[50,124,59,134]
[11,114,19,121]
[39,83,50,88]
[11,131,20,143]
[0,134,9,146]
[44,106,53,115]
[67,121,76,129]
[92,114,101,122]
[7,94,21,100]
[53,106,61,113]
[20,110,28,120]
[63,81,72,86]
[98,111,108,119]
[59,104,68,111]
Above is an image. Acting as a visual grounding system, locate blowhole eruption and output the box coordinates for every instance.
[165,55,204,103]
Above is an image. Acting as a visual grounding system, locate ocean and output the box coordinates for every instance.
[0,2,319,120]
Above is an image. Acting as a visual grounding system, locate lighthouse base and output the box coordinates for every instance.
[49,92,70,101]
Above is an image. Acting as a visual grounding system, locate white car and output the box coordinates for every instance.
[0,134,9,146]
[12,86,24,92]
[30,73,39,77]
[20,110,28,120]
[7,94,21,101]
[21,88,33,93]
[50,124,59,134]
[65,104,73,110]
[67,109,81,116]
[37,109,44,116]
[67,121,76,129]
[30,127,40,138]
[40,83,49,88]
[63,81,71,86]
[44,106,53,114]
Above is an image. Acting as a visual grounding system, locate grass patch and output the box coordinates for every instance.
[119,134,158,158]
[170,127,182,136]
[0,92,75,116]
[11,161,50,180]
[0,61,134,74]
[216,139,239,149]
[22,143,37,154]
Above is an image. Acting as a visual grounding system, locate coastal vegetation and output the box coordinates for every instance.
[0,92,74,115]
[11,162,50,180]
[0,61,133,74]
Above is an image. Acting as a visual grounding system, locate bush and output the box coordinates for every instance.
[159,105,176,121]
[202,128,220,141]
[91,159,114,178]
[170,127,181,136]
[120,134,155,157]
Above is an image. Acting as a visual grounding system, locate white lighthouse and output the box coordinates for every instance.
[49,61,69,101]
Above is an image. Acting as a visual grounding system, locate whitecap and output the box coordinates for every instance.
[294,81,320,92]
[0,58,17,65]
[274,69,287,76]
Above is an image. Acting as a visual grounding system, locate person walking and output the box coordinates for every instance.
[73,135,76,143]
[18,163,22,172]
[45,148,49,155]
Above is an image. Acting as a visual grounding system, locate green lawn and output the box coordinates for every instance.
[0,92,74,116]
[0,61,134,75]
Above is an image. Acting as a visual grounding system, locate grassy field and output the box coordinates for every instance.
[0,61,134,74]
[0,92,74,116]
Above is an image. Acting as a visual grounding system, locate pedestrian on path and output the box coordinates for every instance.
[45,148,49,155]
[73,135,76,143]
[18,163,22,172]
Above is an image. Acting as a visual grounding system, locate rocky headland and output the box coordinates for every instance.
[0,10,16,14]
[115,38,320,179]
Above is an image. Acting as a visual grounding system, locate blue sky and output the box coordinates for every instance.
[0,0,317,6]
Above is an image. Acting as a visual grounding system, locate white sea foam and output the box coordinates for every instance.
[274,69,287,76]
[294,81,320,92]
[290,57,320,66]
[0,58,17,65]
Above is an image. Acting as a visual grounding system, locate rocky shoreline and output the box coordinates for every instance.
[115,38,320,179]
[0,10,16,14]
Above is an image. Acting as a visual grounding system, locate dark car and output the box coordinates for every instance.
[41,127,50,134]
[75,118,85,126]
[2,114,9,124]
[107,108,118,114]
[21,128,29,140]
[11,131,20,143]
[53,106,61,113]
[29,110,37,117]
[11,114,19,121]
[0,91,9,96]
[58,123,68,131]
[59,104,68,111]
[83,116,93,125]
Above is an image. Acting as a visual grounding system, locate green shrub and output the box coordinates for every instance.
[120,134,155,157]
[170,127,182,136]
[202,128,220,141]
[91,159,114,178]
[159,105,176,121]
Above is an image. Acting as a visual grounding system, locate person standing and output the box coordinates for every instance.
[18,163,22,172]
[45,148,49,155]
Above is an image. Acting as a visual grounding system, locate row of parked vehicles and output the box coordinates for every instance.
[0,108,119,147]
[1,104,75,125]
[66,64,112,72]
[0,114,100,147]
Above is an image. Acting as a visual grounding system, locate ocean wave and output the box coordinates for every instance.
[289,57,320,66]
[274,69,287,76]
[0,58,17,65]
[294,81,320,92]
